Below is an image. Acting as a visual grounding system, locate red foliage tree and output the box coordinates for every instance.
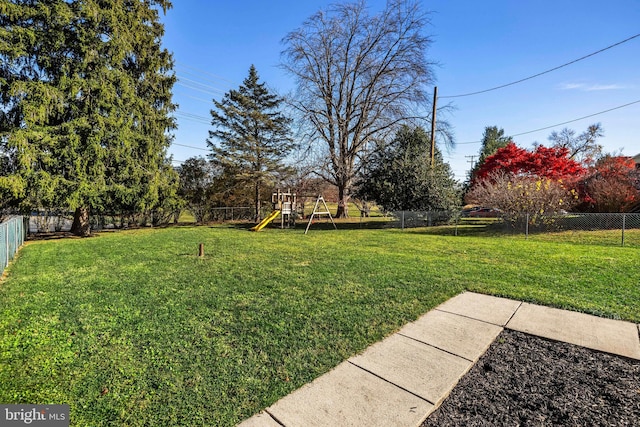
[467,142,586,218]
[528,145,586,179]
[578,156,639,212]
[474,142,586,183]
[472,142,527,181]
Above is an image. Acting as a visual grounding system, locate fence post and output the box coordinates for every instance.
[6,221,10,267]
[525,213,529,239]
[3,222,8,269]
[454,215,458,237]
[12,218,17,256]
[621,213,626,247]
[401,211,405,230]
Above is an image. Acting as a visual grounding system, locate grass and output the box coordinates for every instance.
[1,225,639,426]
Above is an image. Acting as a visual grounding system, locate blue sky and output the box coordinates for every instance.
[161,0,640,181]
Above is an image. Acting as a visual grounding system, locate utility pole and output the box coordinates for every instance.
[465,155,477,170]
[429,86,437,168]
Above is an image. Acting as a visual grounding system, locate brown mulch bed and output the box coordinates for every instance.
[421,329,640,426]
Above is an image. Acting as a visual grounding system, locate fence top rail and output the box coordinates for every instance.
[1,215,24,224]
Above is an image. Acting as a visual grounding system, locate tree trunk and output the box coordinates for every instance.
[336,185,349,218]
[255,182,261,223]
[70,207,91,236]
[361,201,370,217]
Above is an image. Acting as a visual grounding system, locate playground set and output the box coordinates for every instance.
[250,189,336,234]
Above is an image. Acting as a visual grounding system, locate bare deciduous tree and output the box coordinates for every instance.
[548,123,604,167]
[281,0,441,217]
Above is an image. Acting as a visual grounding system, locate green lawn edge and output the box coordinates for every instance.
[1,226,638,426]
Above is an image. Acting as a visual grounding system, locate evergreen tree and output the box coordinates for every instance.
[0,0,176,235]
[207,65,294,222]
[103,0,178,225]
[356,126,460,212]
[468,126,511,182]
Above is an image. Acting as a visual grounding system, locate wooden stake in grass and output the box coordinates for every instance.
[198,243,204,258]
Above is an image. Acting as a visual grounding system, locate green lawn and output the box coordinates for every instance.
[1,225,638,426]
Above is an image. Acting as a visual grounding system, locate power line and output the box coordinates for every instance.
[455,139,482,146]
[511,99,640,137]
[175,62,236,85]
[176,76,227,95]
[175,82,223,98]
[175,117,209,126]
[456,98,640,145]
[174,117,209,126]
[440,32,640,99]
[175,82,221,98]
[176,68,232,89]
[174,111,211,125]
[175,110,210,121]
[172,142,209,151]
[174,91,213,104]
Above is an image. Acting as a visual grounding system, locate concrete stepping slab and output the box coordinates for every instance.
[237,411,281,427]
[398,309,503,361]
[507,302,640,360]
[238,293,640,426]
[434,291,521,326]
[349,333,472,405]
[266,361,432,427]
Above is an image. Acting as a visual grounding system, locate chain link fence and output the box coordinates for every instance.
[509,212,640,247]
[210,207,253,222]
[22,207,256,235]
[378,210,640,247]
[14,206,640,247]
[386,210,458,229]
[1,216,27,273]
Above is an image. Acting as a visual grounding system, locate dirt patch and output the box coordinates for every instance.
[422,329,640,426]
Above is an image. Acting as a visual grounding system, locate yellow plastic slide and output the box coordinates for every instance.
[250,210,280,232]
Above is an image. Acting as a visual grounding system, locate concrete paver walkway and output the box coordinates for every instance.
[239,292,640,427]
